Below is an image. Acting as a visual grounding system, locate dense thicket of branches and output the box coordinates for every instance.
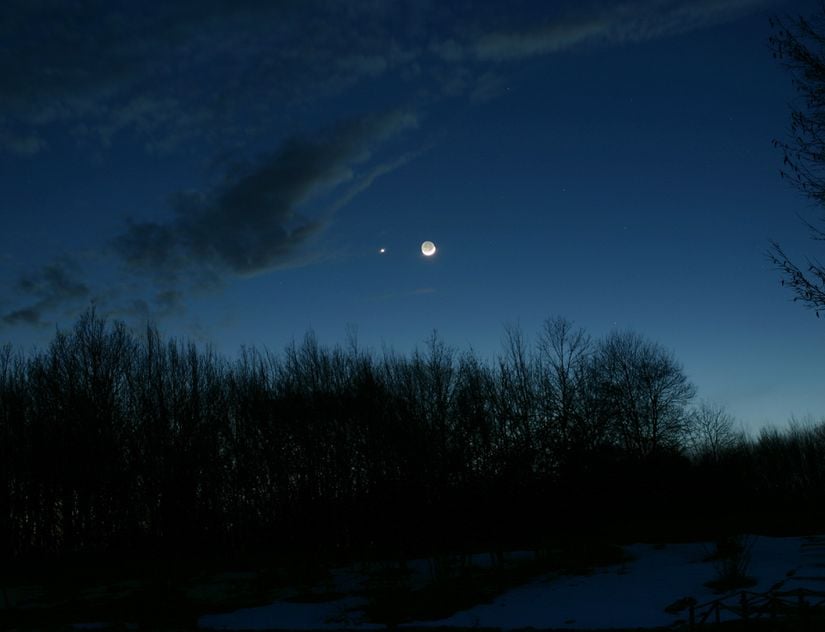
[769,9,825,313]
[0,312,822,570]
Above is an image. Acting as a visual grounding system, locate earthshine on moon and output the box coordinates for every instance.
[421,241,436,256]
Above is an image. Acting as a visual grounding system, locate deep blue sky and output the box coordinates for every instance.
[1,0,823,431]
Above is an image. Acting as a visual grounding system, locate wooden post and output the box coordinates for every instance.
[740,592,749,622]
[714,601,721,625]
[688,603,695,631]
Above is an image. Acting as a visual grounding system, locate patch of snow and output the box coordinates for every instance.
[197,536,825,630]
[408,542,714,629]
[410,536,825,630]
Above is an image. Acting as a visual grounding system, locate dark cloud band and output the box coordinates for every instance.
[112,109,416,279]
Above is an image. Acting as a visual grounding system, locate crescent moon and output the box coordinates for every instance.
[421,240,436,256]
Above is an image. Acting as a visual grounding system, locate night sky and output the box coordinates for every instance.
[1,0,823,432]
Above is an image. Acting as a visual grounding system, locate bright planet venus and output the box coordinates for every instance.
[421,241,436,256]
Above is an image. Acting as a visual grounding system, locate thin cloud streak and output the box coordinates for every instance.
[372,287,437,302]
[472,0,775,61]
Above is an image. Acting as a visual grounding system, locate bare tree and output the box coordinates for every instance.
[535,317,595,463]
[595,331,696,458]
[450,351,496,480]
[494,324,537,464]
[769,9,825,315]
[687,401,741,461]
[0,344,27,562]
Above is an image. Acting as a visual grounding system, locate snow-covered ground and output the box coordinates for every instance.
[197,535,825,630]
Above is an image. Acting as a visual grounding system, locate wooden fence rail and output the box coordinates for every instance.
[682,587,825,629]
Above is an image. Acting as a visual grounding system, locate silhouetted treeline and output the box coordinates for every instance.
[0,311,822,569]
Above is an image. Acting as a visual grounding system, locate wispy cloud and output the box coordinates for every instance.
[0,0,774,156]
[0,2,419,156]
[373,287,437,302]
[474,16,610,61]
[0,0,776,331]
[112,109,417,280]
[2,257,90,327]
[472,0,774,61]
[2,109,418,328]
